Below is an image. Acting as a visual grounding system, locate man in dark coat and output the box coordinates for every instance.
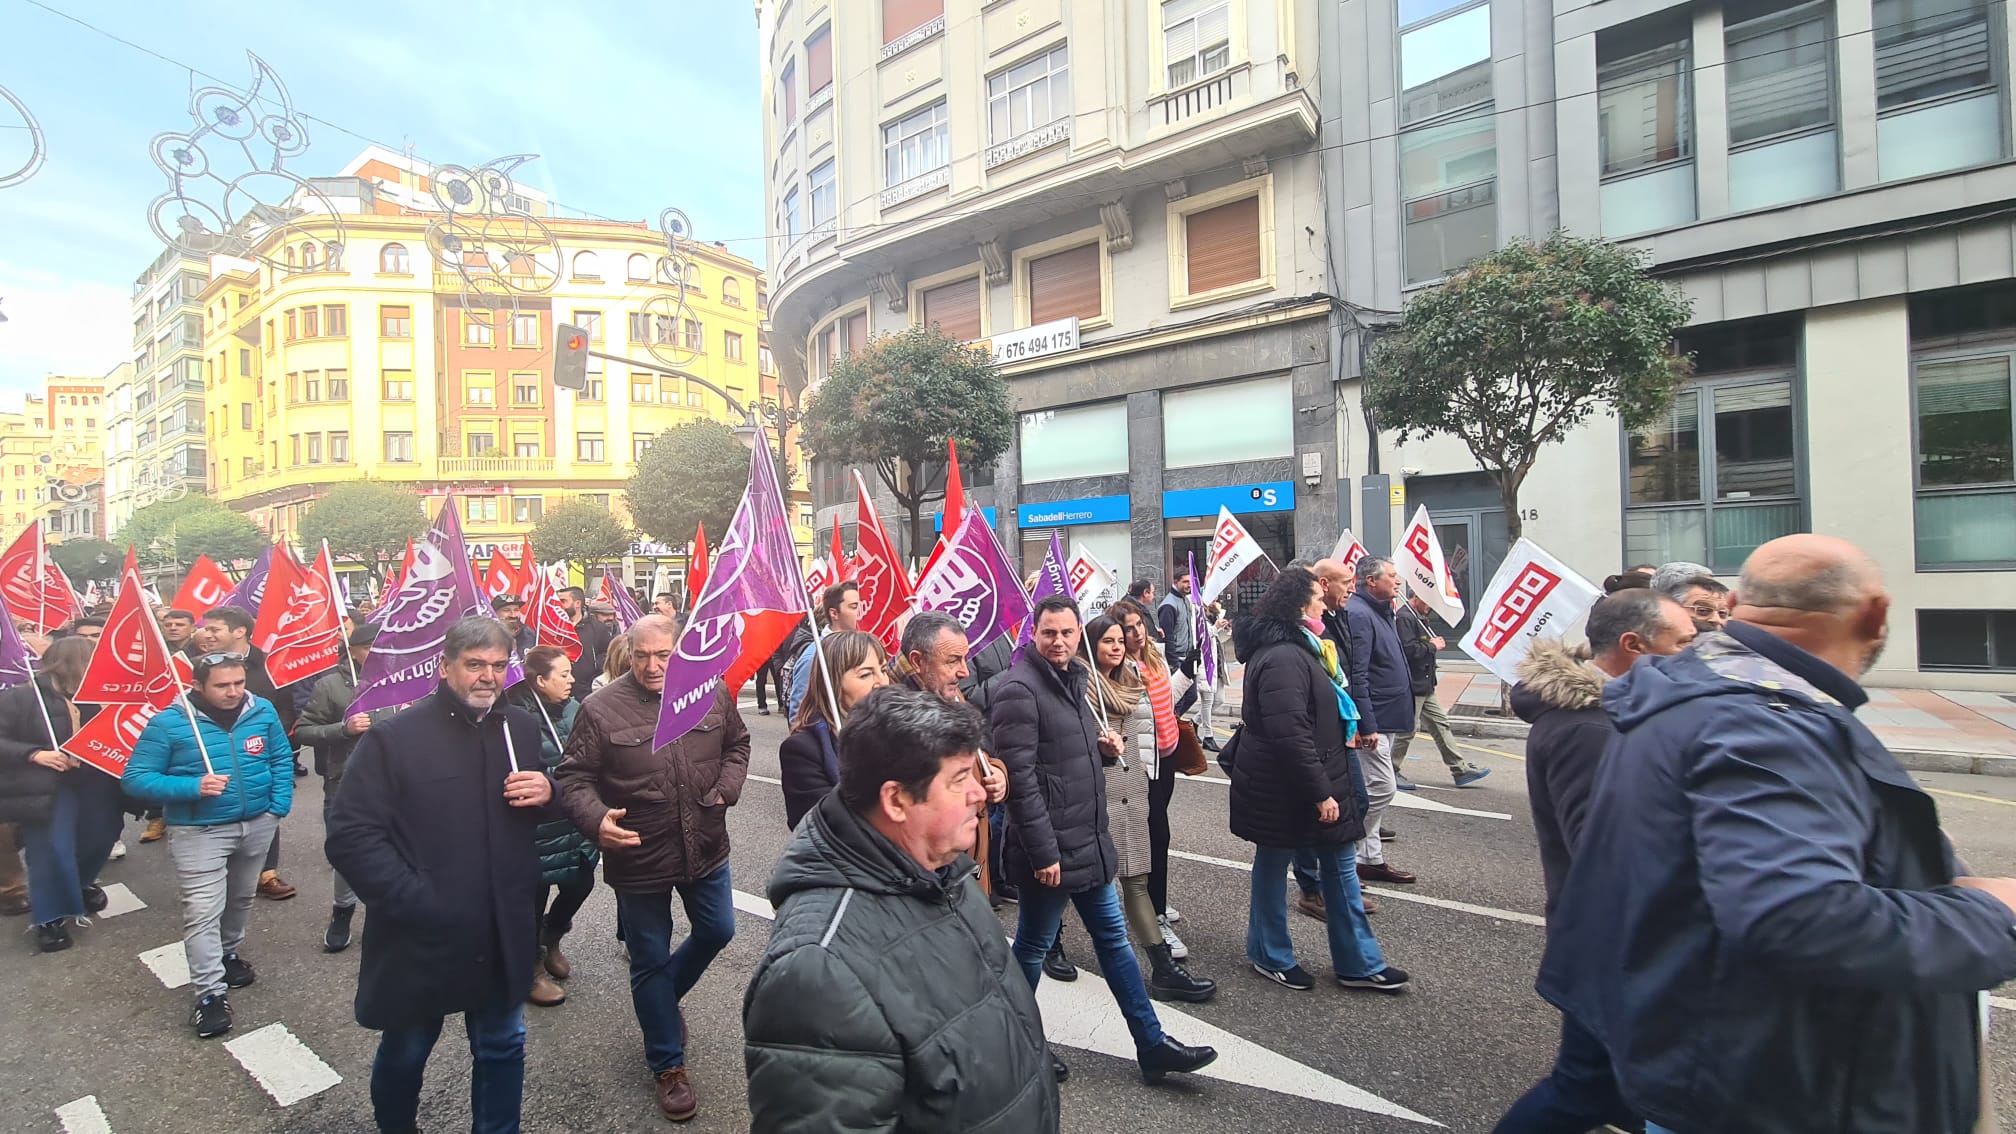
[1343,557,1415,884]
[745,689,1059,1132]
[992,594,1216,1086]
[1494,590,1692,1134]
[1393,594,1490,786]
[1540,535,2016,1134]
[325,617,554,1134]
[556,613,749,1123]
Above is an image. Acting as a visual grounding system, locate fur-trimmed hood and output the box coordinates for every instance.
[1510,638,1607,721]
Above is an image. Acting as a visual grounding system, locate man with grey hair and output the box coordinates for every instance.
[1653,563,1732,636]
[1540,535,2016,1134]
[326,616,554,1132]
[1344,556,1416,885]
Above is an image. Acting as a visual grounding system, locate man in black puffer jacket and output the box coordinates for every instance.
[746,689,1056,1133]
[991,594,1216,1087]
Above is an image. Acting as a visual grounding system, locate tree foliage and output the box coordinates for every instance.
[627,421,758,548]
[49,539,122,583]
[120,496,270,572]
[801,324,1014,554]
[299,481,431,580]
[530,498,634,564]
[1365,232,1693,539]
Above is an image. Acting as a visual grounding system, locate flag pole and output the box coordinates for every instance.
[25,655,62,754]
[177,694,217,777]
[322,540,357,686]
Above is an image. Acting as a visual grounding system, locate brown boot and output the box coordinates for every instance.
[541,930,571,981]
[139,817,168,843]
[528,957,567,1007]
[257,871,297,900]
[655,1066,698,1122]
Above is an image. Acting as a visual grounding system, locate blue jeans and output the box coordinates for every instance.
[1248,844,1384,978]
[1011,880,1165,1051]
[22,769,125,925]
[370,1001,526,1134]
[1292,847,1321,896]
[1647,1126,1677,1134]
[614,864,737,1072]
[1493,1013,1638,1133]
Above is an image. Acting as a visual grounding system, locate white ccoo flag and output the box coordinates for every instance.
[1458,539,1602,682]
[1066,543,1117,611]
[1395,505,1465,625]
[1330,528,1369,572]
[1200,507,1266,605]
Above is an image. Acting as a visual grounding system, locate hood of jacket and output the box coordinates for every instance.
[769,790,970,908]
[1511,639,1607,722]
[1601,625,1847,735]
[1233,612,1308,660]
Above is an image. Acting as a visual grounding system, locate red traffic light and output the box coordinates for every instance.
[565,332,586,352]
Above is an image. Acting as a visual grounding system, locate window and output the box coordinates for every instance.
[573,310,603,341]
[381,305,412,338]
[723,278,743,306]
[1021,401,1130,483]
[759,343,776,372]
[1919,610,2016,671]
[627,253,650,282]
[330,431,349,463]
[320,368,346,401]
[917,276,982,340]
[324,304,347,337]
[384,432,414,461]
[1026,242,1103,324]
[883,0,943,43]
[1163,0,1231,87]
[382,370,415,401]
[1598,17,1695,236]
[883,102,949,186]
[306,433,323,465]
[659,378,681,404]
[264,318,275,351]
[468,430,497,456]
[1400,1,1491,125]
[513,497,544,524]
[682,318,704,351]
[1876,0,2001,179]
[238,348,251,376]
[513,375,541,405]
[1725,0,1838,210]
[725,331,745,362]
[628,311,651,343]
[779,60,798,128]
[687,391,704,407]
[465,312,494,345]
[631,374,655,403]
[809,160,837,227]
[654,315,678,345]
[1626,317,1804,571]
[582,375,605,401]
[512,313,538,347]
[301,306,320,338]
[634,433,656,461]
[812,311,869,382]
[1181,195,1264,296]
[303,370,322,401]
[290,434,301,466]
[467,498,500,524]
[1400,111,1497,284]
[241,403,253,429]
[988,44,1070,142]
[513,436,541,458]
[1911,284,2016,566]
[807,26,834,95]
[1165,375,1294,467]
[285,309,298,341]
[571,250,601,280]
[466,376,495,405]
[577,433,606,462]
[241,457,254,478]
[782,188,803,242]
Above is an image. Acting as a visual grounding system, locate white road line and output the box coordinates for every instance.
[224,1023,343,1106]
[138,942,190,989]
[55,1096,113,1134]
[1990,995,2016,1012]
[1179,773,1513,820]
[748,773,782,785]
[1168,849,1546,927]
[95,882,146,918]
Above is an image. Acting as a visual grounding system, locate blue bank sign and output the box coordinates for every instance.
[933,506,999,534]
[1161,481,1296,520]
[1016,495,1132,528]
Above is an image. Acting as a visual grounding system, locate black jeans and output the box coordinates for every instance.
[540,872,595,937]
[1146,758,1177,915]
[753,656,787,712]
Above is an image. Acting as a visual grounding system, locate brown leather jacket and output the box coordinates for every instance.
[556,674,749,891]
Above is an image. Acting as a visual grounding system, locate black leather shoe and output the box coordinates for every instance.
[1043,942,1078,982]
[81,883,107,913]
[1201,737,1221,752]
[35,920,72,953]
[1051,1051,1070,1082]
[1138,1036,1218,1083]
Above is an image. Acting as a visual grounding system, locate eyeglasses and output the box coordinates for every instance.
[195,652,249,667]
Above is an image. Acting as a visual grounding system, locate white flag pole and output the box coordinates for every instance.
[177,694,217,777]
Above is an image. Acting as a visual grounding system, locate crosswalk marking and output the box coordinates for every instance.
[1168,849,1546,927]
[138,942,190,989]
[1179,773,1513,820]
[55,1096,113,1134]
[224,1024,342,1106]
[95,883,146,919]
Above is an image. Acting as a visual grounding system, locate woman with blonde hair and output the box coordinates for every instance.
[778,630,889,828]
[593,632,631,692]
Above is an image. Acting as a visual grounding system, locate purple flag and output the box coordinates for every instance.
[611,577,646,631]
[0,589,35,689]
[1013,529,1071,661]
[915,508,1032,654]
[349,498,490,714]
[656,434,808,747]
[1189,552,1216,686]
[224,547,273,615]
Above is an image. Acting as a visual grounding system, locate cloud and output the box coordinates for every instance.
[0,263,133,403]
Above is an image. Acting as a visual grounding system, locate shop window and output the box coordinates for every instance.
[1020,401,1129,483]
[1163,375,1293,468]
[1911,282,2016,566]
[1918,609,2016,671]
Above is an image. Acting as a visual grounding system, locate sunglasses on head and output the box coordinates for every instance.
[195,652,250,667]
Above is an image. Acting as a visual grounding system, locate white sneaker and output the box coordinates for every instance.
[109,840,126,861]
[1158,915,1188,960]
[1164,905,1183,924]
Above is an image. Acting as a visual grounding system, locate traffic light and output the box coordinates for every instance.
[554,323,590,391]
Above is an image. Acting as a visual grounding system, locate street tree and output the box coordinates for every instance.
[530,498,633,566]
[299,481,429,581]
[49,539,122,584]
[626,421,758,548]
[1365,231,1694,541]
[801,324,1014,554]
[121,496,270,572]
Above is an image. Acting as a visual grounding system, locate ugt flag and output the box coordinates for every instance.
[1200,507,1265,605]
[1396,505,1465,626]
[0,524,80,633]
[914,508,1031,654]
[1188,552,1216,686]
[1014,529,1070,659]
[349,499,490,714]
[171,554,236,615]
[0,589,36,689]
[252,544,344,688]
[223,545,274,616]
[1458,539,1602,683]
[657,433,807,747]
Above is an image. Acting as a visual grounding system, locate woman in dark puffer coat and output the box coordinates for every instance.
[0,638,116,952]
[510,645,596,1007]
[1229,566,1407,994]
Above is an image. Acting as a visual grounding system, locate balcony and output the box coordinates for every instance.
[986,118,1073,170]
[439,456,555,476]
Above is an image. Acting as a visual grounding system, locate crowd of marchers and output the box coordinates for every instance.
[4,537,2014,1134]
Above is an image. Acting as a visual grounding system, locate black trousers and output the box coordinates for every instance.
[1147,757,1178,914]
[753,656,787,712]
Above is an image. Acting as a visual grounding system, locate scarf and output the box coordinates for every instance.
[1302,627,1360,742]
[1093,659,1146,720]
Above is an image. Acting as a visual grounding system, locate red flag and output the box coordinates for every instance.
[690,523,709,607]
[384,538,417,596]
[828,522,845,581]
[171,554,235,615]
[849,470,914,649]
[252,545,343,688]
[529,568,582,662]
[515,540,538,602]
[0,526,80,633]
[69,547,186,778]
[482,549,517,601]
[943,438,966,534]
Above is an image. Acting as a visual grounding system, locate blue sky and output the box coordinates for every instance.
[0,0,766,404]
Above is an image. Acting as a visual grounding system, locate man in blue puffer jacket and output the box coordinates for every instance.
[124,653,296,1040]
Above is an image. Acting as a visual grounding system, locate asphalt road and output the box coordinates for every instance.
[6,698,2016,1133]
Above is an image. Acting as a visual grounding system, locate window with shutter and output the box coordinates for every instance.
[843,311,869,354]
[1029,244,1102,323]
[1184,197,1263,295]
[807,27,834,94]
[883,0,943,43]
[919,277,982,341]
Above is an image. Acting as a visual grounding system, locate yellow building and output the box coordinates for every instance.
[201,147,784,575]
[0,373,106,542]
